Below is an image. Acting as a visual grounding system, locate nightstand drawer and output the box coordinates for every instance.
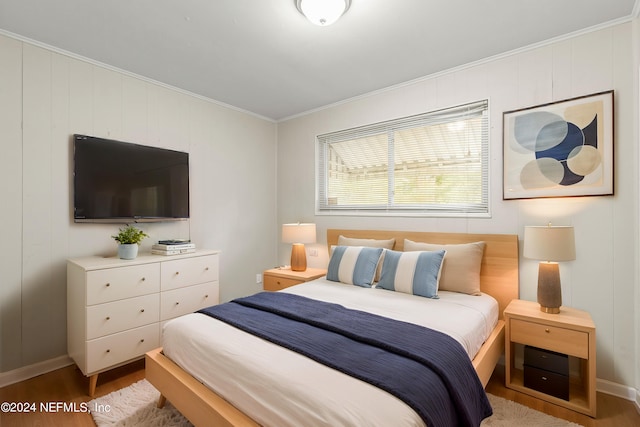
[524,345,568,375]
[524,365,569,400]
[510,318,588,358]
[264,275,302,291]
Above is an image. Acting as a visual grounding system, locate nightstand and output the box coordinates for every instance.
[504,299,596,417]
[263,267,327,291]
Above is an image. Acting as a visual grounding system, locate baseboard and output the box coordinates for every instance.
[0,355,74,388]
[596,378,639,403]
[497,361,638,407]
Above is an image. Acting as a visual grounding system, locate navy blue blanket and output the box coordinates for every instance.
[199,292,492,427]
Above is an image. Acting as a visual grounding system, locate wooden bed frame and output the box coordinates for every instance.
[146,229,519,427]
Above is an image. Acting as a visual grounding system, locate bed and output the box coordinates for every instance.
[146,229,519,427]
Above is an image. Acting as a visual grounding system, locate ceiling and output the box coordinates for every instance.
[0,1,637,121]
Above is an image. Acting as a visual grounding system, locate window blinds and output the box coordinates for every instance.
[317,100,489,216]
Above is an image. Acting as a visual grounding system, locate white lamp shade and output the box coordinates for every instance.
[282,223,316,244]
[296,0,350,26]
[524,226,576,262]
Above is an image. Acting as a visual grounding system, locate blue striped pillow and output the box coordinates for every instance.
[326,246,384,287]
[377,249,446,298]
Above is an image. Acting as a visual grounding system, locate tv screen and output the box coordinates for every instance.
[73,134,190,222]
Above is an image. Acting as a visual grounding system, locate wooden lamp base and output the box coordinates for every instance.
[290,243,307,271]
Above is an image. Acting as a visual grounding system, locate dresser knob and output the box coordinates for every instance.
[141,277,146,281]
[140,309,145,313]
[205,294,209,299]
[106,316,110,321]
[105,283,110,287]
[175,302,180,305]
[205,267,209,271]
[175,271,180,276]
[545,328,550,333]
[106,349,110,353]
[140,339,145,343]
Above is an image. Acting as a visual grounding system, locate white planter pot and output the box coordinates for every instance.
[118,243,139,260]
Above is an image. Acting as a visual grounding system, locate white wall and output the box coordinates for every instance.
[277,22,638,392]
[632,16,640,406]
[0,34,278,372]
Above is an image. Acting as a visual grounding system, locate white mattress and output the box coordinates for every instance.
[162,279,498,427]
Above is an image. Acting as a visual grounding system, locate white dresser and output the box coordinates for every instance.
[67,250,220,396]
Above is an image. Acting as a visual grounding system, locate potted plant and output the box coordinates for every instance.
[112,225,148,259]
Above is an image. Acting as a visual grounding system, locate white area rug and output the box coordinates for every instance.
[90,379,583,427]
[483,393,583,427]
[89,379,191,427]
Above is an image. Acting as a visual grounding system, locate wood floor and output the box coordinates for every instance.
[0,360,145,427]
[486,367,640,427]
[0,360,638,426]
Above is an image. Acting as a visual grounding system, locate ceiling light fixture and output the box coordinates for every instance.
[295,0,351,26]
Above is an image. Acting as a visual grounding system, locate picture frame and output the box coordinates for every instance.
[503,90,614,200]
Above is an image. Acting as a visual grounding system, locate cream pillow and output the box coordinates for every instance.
[338,236,395,282]
[338,236,395,249]
[403,239,486,295]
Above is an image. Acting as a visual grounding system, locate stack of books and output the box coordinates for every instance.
[151,240,196,256]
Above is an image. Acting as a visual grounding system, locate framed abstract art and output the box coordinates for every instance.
[503,90,614,200]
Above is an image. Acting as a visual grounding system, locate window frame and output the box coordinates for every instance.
[315,100,491,217]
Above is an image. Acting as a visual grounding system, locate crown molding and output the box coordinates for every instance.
[0,29,276,123]
[279,14,635,123]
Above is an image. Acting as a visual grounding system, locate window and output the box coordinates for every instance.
[316,100,489,216]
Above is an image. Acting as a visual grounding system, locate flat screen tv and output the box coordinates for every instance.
[73,134,190,223]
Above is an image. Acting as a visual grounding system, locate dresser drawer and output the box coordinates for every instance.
[510,318,588,358]
[86,323,159,374]
[161,255,219,291]
[86,264,160,305]
[524,345,568,375]
[160,281,219,320]
[86,294,160,340]
[264,275,302,291]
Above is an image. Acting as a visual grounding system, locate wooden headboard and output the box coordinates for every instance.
[327,229,519,319]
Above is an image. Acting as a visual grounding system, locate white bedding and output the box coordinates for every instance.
[162,279,498,427]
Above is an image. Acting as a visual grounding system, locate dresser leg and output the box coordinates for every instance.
[89,374,99,397]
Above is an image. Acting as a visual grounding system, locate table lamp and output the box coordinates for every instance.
[524,225,576,314]
[282,223,316,271]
